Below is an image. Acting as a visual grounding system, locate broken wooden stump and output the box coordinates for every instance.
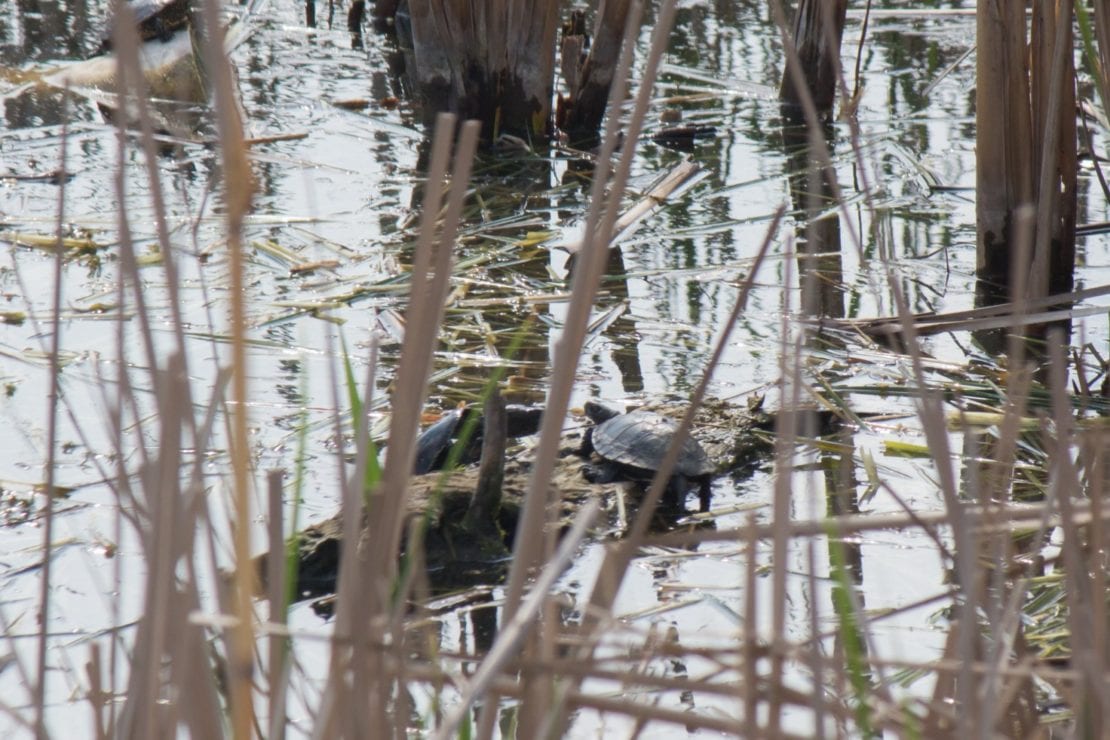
[405,0,560,142]
[556,0,633,140]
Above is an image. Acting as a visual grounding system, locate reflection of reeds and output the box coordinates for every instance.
[14,2,1110,739]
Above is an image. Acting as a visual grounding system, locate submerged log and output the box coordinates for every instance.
[406,0,560,142]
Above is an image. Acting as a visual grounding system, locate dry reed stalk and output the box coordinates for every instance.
[312,310,385,737]
[609,160,703,245]
[33,68,70,740]
[742,513,760,737]
[346,337,385,737]
[1047,330,1107,734]
[476,2,645,734]
[1084,405,1109,720]
[194,0,258,734]
[766,234,801,736]
[107,10,193,738]
[320,350,366,737]
[312,114,479,737]
[650,497,1110,547]
[818,283,1110,338]
[265,469,288,740]
[773,11,860,723]
[86,642,108,740]
[803,538,828,740]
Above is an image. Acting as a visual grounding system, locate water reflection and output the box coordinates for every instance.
[3,10,220,149]
[592,248,645,393]
[782,118,845,319]
[0,0,99,64]
[400,147,560,407]
[3,85,92,129]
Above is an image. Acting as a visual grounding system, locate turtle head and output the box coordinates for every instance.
[583,399,623,424]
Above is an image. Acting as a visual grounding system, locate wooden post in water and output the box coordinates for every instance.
[975,2,1034,306]
[557,0,633,139]
[975,0,1076,322]
[1029,0,1076,301]
[406,0,560,142]
[778,0,848,118]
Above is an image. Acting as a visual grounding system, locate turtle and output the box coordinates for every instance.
[412,403,544,474]
[580,400,716,512]
[97,0,194,55]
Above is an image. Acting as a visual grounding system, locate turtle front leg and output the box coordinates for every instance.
[697,478,712,512]
[663,475,686,511]
[582,460,619,484]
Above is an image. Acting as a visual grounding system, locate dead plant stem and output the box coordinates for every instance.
[34,80,69,740]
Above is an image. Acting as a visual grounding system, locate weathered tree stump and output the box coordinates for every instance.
[406,0,560,142]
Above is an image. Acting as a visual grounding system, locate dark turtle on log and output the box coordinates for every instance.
[580,400,716,512]
[97,0,194,54]
[412,403,543,474]
[254,395,773,615]
[258,395,542,608]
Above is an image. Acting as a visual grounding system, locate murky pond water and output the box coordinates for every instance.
[2,0,1109,736]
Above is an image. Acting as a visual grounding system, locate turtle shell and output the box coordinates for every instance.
[99,0,193,52]
[591,409,714,478]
